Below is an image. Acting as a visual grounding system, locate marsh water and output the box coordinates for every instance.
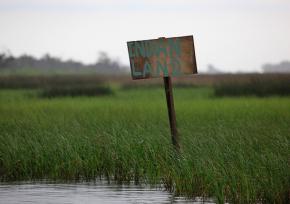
[0,180,214,204]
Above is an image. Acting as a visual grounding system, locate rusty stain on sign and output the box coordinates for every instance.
[127,36,197,80]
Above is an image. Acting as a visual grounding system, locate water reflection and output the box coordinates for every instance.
[0,180,214,203]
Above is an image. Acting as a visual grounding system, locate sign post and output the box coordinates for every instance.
[127,35,197,151]
[163,76,179,151]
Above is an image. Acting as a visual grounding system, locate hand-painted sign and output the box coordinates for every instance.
[127,36,197,80]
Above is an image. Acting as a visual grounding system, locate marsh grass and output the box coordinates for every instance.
[0,88,289,203]
[214,79,290,97]
[39,85,114,98]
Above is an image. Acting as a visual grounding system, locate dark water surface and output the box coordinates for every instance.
[0,180,214,204]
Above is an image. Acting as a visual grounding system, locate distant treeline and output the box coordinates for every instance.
[262,61,290,73]
[205,61,290,74]
[1,51,290,75]
[0,52,129,75]
[1,73,290,97]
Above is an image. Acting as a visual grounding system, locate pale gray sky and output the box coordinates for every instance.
[1,0,290,72]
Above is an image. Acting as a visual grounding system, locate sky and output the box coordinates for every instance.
[0,0,290,72]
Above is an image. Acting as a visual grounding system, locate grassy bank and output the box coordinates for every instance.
[0,87,289,203]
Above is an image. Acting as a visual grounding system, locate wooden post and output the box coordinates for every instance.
[163,76,180,151]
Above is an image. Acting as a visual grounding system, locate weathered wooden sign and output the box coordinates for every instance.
[127,36,197,80]
[126,35,198,152]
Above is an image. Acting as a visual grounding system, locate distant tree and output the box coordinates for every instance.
[206,64,221,74]
[0,52,14,68]
[97,52,111,64]
[262,61,290,73]
[0,53,5,67]
[94,52,121,73]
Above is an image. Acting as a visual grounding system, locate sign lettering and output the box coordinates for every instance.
[127,36,197,80]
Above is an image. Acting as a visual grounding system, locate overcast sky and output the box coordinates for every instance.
[0,0,290,72]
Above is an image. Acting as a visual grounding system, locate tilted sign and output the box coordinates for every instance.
[127,36,197,80]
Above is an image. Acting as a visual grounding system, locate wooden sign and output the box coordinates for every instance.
[126,35,198,152]
[127,36,197,80]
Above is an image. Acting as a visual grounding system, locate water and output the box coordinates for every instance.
[0,180,214,204]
